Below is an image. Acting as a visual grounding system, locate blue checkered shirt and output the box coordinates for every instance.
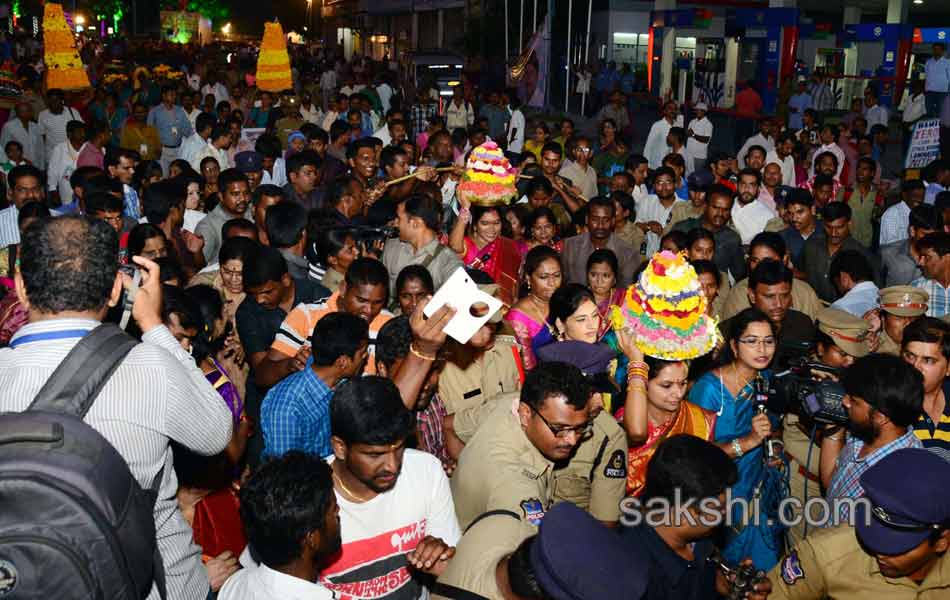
[912,276,950,318]
[260,359,334,459]
[825,429,922,524]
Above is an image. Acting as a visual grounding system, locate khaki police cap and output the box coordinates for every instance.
[879,285,929,317]
[817,307,870,358]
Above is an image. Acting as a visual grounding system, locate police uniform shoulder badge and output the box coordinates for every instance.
[604,449,627,478]
[781,550,805,585]
[520,498,546,526]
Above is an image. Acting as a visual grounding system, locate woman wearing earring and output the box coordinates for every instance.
[689,307,784,571]
[448,198,523,305]
[504,246,563,370]
[615,328,716,496]
[586,249,627,339]
[544,283,601,344]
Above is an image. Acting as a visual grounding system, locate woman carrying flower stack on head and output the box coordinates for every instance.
[612,251,720,497]
[449,141,522,305]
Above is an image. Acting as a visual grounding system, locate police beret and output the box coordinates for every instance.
[531,503,649,600]
[234,151,263,173]
[855,448,950,555]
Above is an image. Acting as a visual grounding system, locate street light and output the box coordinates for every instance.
[75,15,85,25]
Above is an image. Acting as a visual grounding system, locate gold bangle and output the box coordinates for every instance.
[409,343,437,361]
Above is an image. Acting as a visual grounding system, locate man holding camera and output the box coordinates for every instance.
[783,308,871,545]
[768,448,950,599]
[820,354,924,525]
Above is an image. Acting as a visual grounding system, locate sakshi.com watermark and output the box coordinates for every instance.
[619,488,872,529]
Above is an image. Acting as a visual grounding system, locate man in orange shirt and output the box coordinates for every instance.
[255,257,393,387]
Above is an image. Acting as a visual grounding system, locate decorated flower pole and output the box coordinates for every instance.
[43,3,90,90]
[456,141,518,207]
[255,21,292,93]
[609,251,720,361]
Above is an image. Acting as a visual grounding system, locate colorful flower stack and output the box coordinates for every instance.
[456,141,518,207]
[609,250,720,360]
[255,22,292,92]
[152,64,184,82]
[43,3,90,90]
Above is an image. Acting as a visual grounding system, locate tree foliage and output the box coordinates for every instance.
[159,0,229,25]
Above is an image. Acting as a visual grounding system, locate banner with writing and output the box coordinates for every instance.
[905,118,941,170]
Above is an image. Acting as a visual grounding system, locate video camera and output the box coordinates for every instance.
[765,356,849,427]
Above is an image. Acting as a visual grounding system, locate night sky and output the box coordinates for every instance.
[230,2,309,39]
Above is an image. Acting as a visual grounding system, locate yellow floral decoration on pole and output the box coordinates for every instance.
[43,3,90,90]
[255,22,292,92]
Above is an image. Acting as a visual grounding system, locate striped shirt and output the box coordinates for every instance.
[0,205,19,248]
[825,429,922,524]
[260,357,334,459]
[0,319,233,600]
[271,291,392,375]
[914,384,950,452]
[912,277,950,318]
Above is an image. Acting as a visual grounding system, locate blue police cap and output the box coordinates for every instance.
[234,151,263,173]
[687,169,715,191]
[855,448,950,555]
[536,340,616,377]
[530,503,648,600]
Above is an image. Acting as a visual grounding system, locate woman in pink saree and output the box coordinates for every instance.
[503,246,562,370]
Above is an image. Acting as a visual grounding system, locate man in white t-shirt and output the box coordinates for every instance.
[38,89,82,164]
[643,100,684,169]
[765,133,797,187]
[686,102,713,174]
[326,376,460,599]
[221,452,341,600]
[732,168,776,245]
[202,74,230,106]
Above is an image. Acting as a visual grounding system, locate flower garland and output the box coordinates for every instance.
[610,250,720,361]
[43,3,90,90]
[255,22,292,92]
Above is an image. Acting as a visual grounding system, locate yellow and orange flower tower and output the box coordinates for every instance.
[255,22,292,92]
[43,3,90,90]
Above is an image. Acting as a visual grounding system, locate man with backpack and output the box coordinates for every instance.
[0,215,234,599]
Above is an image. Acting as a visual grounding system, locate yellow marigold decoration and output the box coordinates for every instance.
[255,22,292,92]
[102,73,128,85]
[43,3,90,90]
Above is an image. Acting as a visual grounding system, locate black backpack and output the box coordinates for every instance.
[0,324,167,599]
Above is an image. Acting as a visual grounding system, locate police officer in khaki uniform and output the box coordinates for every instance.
[768,448,950,599]
[433,503,649,600]
[782,308,870,546]
[438,281,523,416]
[452,343,628,526]
[438,329,523,415]
[536,340,628,526]
[450,362,591,530]
[878,286,929,355]
[432,513,535,600]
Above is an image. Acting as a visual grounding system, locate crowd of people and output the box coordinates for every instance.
[1,30,950,600]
